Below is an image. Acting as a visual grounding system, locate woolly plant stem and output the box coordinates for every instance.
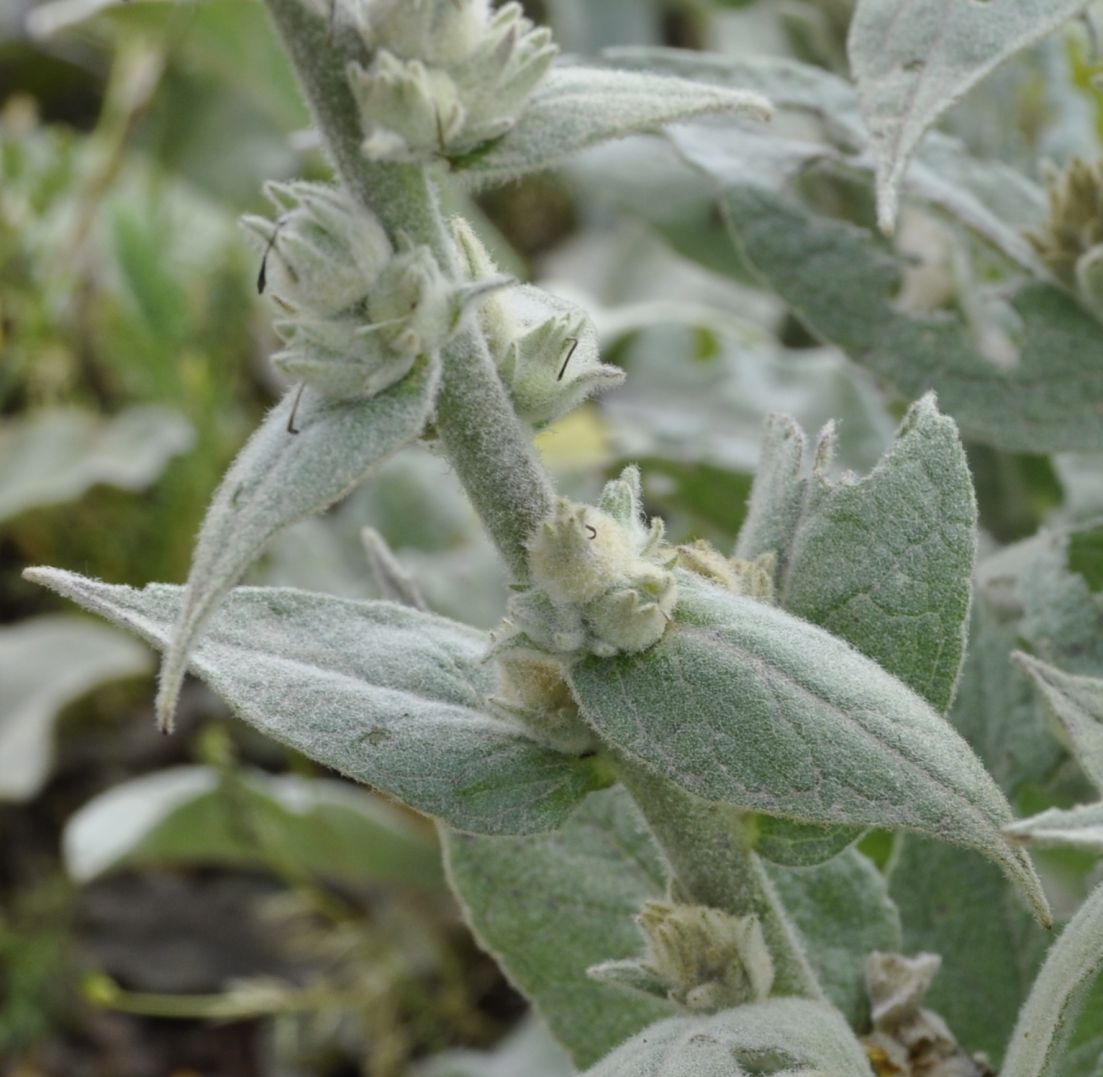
[261,0,555,579]
[616,758,824,1001]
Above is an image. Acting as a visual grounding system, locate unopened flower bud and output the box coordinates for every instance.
[368,244,456,357]
[527,500,631,606]
[585,563,677,654]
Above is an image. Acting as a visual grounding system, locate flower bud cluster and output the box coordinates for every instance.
[1026,157,1103,306]
[675,541,777,603]
[452,219,624,427]
[494,468,677,660]
[241,183,504,399]
[591,902,775,1014]
[347,0,557,164]
[490,654,598,755]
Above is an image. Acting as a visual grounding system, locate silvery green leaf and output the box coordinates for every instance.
[848,0,1094,233]
[768,848,901,1027]
[1013,655,1103,792]
[0,615,150,802]
[459,64,772,188]
[569,572,1051,926]
[753,816,864,867]
[1005,802,1103,853]
[580,999,874,1077]
[775,396,976,714]
[25,570,603,835]
[1002,882,1103,1077]
[949,596,1064,796]
[417,1014,574,1077]
[155,358,437,731]
[0,406,193,523]
[443,786,675,1068]
[723,185,1103,454]
[889,835,1050,1065]
[62,765,442,888]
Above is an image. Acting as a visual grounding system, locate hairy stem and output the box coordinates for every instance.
[617,759,824,1001]
[261,0,555,578]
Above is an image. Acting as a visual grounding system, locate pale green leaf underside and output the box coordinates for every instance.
[1014,654,1103,792]
[0,615,151,802]
[848,0,1093,232]
[767,848,902,1027]
[580,999,874,1077]
[459,63,771,188]
[0,405,193,524]
[1002,882,1103,1077]
[570,573,1049,925]
[724,185,1103,454]
[155,358,438,730]
[63,764,442,888]
[25,570,601,835]
[1005,802,1103,853]
[443,787,675,1069]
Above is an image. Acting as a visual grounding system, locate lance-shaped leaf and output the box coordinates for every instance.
[25,570,603,836]
[1013,655,1103,791]
[723,185,1103,454]
[580,999,874,1076]
[63,765,442,888]
[569,572,1051,926]
[848,0,1094,233]
[1006,803,1103,853]
[739,396,975,715]
[443,787,675,1069]
[1002,882,1103,1077]
[458,64,771,188]
[155,359,437,731]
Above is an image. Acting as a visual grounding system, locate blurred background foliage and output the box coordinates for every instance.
[2,0,1103,1074]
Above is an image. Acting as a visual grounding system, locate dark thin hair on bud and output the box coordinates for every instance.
[257,218,287,295]
[557,337,579,382]
[585,524,598,539]
[287,383,306,435]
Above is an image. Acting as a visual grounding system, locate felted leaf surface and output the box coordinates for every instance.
[889,834,1050,1065]
[723,185,1103,454]
[459,64,771,188]
[1014,655,1103,792]
[0,406,194,523]
[443,786,675,1068]
[848,0,1093,232]
[1005,802,1103,853]
[569,572,1050,925]
[0,615,151,802]
[580,998,874,1077]
[1002,881,1103,1077]
[26,570,601,835]
[767,848,902,1026]
[63,765,442,888]
[740,396,976,714]
[155,359,437,730]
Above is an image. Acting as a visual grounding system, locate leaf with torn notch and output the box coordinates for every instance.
[25,570,605,836]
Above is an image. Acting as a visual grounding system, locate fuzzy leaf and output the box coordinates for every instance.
[569,572,1050,926]
[1005,802,1103,853]
[1002,882,1103,1077]
[25,570,603,835]
[723,185,1103,454]
[740,396,975,714]
[0,406,193,523]
[580,999,874,1076]
[443,786,675,1069]
[848,0,1093,233]
[1014,655,1103,792]
[753,816,864,867]
[63,765,442,888]
[154,359,437,731]
[459,63,771,187]
[418,1015,573,1077]
[889,835,1050,1065]
[767,848,902,1027]
[0,615,150,802]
